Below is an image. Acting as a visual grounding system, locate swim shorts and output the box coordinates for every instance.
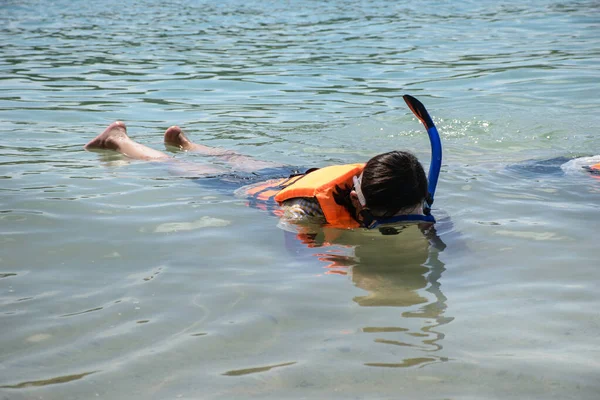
[193,166,305,195]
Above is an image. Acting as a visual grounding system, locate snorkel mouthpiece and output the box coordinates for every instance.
[402,95,442,215]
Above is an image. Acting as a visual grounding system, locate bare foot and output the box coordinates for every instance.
[163,126,194,150]
[84,121,127,151]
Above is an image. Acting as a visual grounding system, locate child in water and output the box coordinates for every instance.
[84,95,442,229]
[85,122,432,229]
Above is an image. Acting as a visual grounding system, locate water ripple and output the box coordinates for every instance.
[1,1,599,399]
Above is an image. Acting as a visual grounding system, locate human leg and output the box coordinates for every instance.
[164,127,283,173]
[86,121,283,174]
[85,122,227,175]
[85,121,171,161]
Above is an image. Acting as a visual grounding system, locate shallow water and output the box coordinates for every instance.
[1,0,600,399]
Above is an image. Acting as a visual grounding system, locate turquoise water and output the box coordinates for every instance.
[1,0,600,398]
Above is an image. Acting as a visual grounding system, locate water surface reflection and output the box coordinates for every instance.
[284,222,452,368]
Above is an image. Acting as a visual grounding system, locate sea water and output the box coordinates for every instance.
[1,0,599,399]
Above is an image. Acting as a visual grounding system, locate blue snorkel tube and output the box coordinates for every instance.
[403,95,442,217]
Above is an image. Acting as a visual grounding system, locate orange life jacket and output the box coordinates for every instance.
[590,162,600,172]
[243,163,365,228]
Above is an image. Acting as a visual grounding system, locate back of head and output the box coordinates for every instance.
[361,150,428,215]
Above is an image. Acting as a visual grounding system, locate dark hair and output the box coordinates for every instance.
[333,150,428,219]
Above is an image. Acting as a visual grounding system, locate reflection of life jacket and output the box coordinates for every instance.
[244,163,364,227]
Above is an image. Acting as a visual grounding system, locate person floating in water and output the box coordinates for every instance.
[583,161,600,175]
[85,95,442,230]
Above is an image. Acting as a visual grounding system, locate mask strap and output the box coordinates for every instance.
[352,175,367,206]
